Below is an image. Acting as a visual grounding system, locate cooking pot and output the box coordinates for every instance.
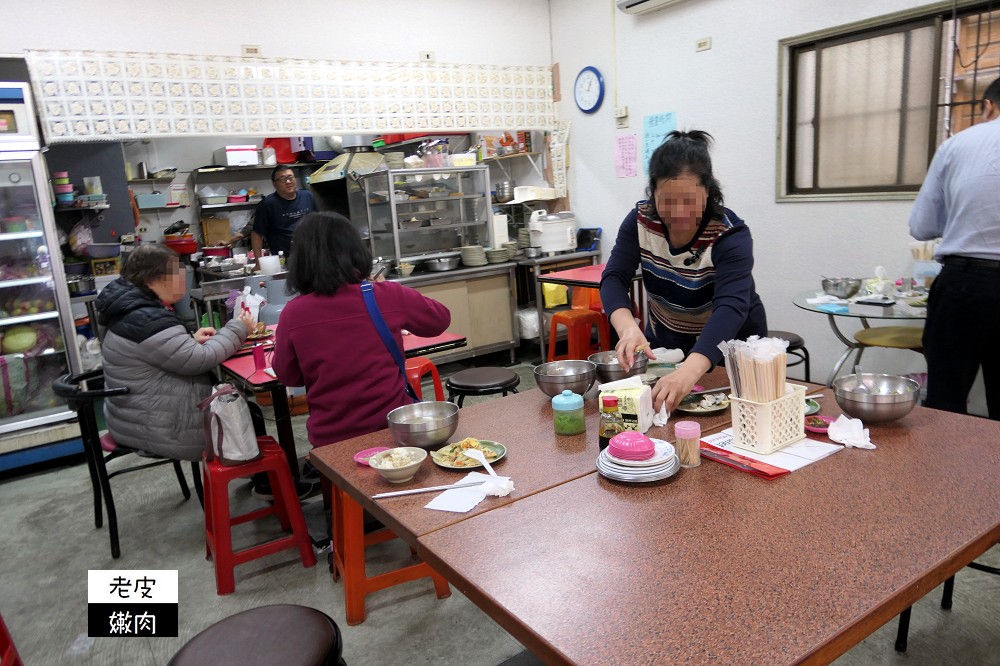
[66,276,96,296]
[201,246,232,259]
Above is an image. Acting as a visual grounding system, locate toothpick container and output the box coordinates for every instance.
[730,383,806,454]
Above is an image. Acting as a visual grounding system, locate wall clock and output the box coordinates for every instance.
[574,66,605,114]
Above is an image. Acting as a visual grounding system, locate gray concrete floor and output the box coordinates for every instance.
[1,351,999,665]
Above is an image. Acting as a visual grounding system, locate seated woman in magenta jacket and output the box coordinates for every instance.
[271,212,451,448]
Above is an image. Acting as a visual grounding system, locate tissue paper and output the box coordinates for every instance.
[827,415,876,449]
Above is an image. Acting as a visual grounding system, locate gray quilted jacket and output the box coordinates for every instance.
[96,278,248,461]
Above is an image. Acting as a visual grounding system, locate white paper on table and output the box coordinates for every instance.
[702,429,842,472]
[424,472,508,513]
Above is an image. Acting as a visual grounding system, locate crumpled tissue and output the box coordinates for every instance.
[827,414,876,449]
[806,293,846,304]
[424,472,514,513]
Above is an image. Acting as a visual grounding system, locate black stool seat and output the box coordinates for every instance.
[169,604,344,666]
[446,367,520,407]
[768,329,811,383]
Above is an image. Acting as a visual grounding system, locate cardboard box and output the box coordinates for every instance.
[214,145,260,167]
[201,216,232,246]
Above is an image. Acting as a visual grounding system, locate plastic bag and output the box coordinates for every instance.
[542,283,568,308]
[233,286,266,325]
[198,384,261,465]
[68,221,94,257]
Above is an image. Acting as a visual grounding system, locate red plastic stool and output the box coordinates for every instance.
[404,357,444,401]
[0,611,22,666]
[202,436,316,595]
[547,309,611,362]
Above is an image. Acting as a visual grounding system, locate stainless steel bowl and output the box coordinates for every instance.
[425,257,461,272]
[533,360,597,397]
[588,351,649,383]
[821,277,862,299]
[832,373,920,423]
[386,401,459,449]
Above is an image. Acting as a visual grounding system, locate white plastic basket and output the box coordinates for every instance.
[730,383,806,454]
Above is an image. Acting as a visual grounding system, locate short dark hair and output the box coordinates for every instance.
[286,212,372,295]
[121,244,180,296]
[983,77,1000,108]
[646,129,724,222]
[271,165,294,181]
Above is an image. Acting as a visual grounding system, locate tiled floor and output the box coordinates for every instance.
[1,351,999,665]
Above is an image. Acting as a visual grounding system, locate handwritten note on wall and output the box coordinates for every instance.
[616,134,638,178]
[642,112,676,174]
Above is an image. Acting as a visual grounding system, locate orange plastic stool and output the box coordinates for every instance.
[404,357,445,401]
[547,309,611,362]
[330,486,451,625]
[202,436,316,595]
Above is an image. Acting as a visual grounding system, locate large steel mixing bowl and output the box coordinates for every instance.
[832,373,920,423]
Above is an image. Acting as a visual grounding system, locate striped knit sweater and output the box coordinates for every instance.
[600,201,767,366]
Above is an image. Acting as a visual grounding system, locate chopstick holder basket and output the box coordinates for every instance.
[730,383,806,454]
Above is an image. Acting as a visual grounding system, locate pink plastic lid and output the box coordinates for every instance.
[673,421,701,439]
[608,431,655,460]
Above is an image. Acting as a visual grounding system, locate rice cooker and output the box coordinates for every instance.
[528,210,578,253]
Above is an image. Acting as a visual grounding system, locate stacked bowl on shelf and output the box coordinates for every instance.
[459,245,487,267]
[51,171,74,206]
[485,247,509,264]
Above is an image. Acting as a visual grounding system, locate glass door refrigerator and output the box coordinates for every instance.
[0,82,80,447]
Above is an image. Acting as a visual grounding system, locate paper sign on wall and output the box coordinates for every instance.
[642,112,676,174]
[616,134,638,178]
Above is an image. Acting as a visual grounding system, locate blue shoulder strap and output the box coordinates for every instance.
[360,281,419,401]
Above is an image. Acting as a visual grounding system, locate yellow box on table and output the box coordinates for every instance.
[730,383,806,454]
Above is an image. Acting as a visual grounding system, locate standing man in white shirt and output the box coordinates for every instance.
[909,77,1000,420]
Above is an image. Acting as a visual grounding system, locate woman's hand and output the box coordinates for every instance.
[650,353,711,413]
[614,329,657,371]
[193,327,216,344]
[236,310,255,332]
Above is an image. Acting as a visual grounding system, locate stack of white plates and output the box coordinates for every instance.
[460,245,487,266]
[518,228,531,249]
[597,438,680,483]
[485,248,509,264]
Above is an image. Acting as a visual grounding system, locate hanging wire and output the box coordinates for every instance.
[952,0,996,71]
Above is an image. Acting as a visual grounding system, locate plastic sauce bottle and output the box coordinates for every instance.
[674,420,702,468]
[552,390,585,436]
[278,251,286,269]
[598,396,625,451]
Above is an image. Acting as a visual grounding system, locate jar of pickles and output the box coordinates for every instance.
[552,390,586,436]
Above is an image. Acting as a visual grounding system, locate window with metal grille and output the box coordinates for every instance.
[779,2,1000,200]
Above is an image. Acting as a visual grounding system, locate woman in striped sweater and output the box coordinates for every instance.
[600,130,766,413]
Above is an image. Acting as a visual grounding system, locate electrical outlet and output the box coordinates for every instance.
[616,117,629,129]
[242,44,261,57]
[136,225,149,235]
[696,37,712,52]
[419,51,435,62]
[614,106,629,119]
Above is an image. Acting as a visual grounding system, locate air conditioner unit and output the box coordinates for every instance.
[616,0,689,15]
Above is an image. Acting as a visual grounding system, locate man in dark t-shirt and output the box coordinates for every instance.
[251,165,317,259]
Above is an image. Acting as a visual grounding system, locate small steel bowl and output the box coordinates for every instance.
[588,351,648,383]
[386,401,459,449]
[821,277,862,299]
[533,360,597,397]
[832,373,920,423]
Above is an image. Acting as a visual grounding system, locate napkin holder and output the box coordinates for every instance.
[598,377,654,433]
[730,383,806,454]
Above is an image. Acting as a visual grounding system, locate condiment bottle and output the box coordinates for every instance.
[598,395,625,451]
[552,390,585,436]
[278,251,286,269]
[674,420,701,468]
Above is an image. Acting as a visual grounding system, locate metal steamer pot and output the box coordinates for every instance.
[66,276,96,296]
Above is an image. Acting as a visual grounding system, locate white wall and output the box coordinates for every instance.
[549,0,962,404]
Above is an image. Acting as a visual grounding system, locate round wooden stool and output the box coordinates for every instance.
[169,604,344,666]
[445,367,520,407]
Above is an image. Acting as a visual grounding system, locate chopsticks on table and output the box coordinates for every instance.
[372,480,484,499]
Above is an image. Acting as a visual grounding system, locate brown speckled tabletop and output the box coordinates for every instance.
[310,368,734,540]
[417,404,1000,665]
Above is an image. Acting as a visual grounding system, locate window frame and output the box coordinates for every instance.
[776,0,992,202]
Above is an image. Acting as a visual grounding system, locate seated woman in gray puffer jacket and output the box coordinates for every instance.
[96,244,254,461]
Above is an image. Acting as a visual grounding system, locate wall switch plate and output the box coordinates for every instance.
[696,37,712,52]
[242,45,261,57]
[614,106,629,118]
[616,117,629,129]
[419,51,435,62]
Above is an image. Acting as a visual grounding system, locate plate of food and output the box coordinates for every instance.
[675,392,730,414]
[804,399,821,416]
[353,447,391,466]
[804,415,836,434]
[431,438,506,469]
[246,323,273,340]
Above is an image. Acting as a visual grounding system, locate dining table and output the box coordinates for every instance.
[311,374,1000,664]
[792,289,927,386]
